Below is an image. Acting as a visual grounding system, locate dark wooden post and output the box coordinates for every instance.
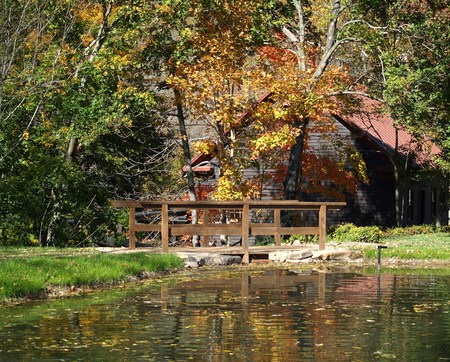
[129,207,136,250]
[319,205,327,250]
[161,203,169,252]
[242,203,250,263]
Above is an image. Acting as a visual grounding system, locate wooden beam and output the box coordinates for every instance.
[129,207,136,250]
[250,225,319,236]
[319,205,327,250]
[134,224,162,232]
[161,203,169,252]
[274,209,281,246]
[202,209,210,246]
[242,204,250,263]
[169,224,242,235]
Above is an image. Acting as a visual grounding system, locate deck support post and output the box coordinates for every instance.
[161,203,169,252]
[202,209,210,246]
[242,203,250,263]
[274,209,281,246]
[129,207,136,250]
[319,205,327,250]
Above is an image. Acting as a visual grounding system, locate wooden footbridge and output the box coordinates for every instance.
[110,200,346,263]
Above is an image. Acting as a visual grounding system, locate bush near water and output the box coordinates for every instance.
[330,223,383,243]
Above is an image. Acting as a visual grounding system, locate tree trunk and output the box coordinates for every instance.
[284,117,309,200]
[174,88,199,246]
[65,136,78,163]
[65,2,112,164]
[394,164,409,227]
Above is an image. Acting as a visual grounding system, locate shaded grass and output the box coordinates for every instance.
[363,233,450,260]
[0,253,183,301]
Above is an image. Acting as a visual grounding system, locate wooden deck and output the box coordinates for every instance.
[110,200,346,263]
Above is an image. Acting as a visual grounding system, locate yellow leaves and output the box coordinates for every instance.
[74,4,103,24]
[81,34,94,47]
[213,174,261,201]
[193,141,216,155]
[156,4,172,15]
[349,150,369,184]
[249,124,300,159]
[308,0,335,34]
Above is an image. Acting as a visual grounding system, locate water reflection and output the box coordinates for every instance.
[0,267,449,361]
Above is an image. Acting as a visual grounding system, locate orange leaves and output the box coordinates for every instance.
[301,153,358,200]
[258,45,295,65]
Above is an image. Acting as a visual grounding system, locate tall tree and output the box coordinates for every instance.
[0,0,166,246]
[354,0,449,225]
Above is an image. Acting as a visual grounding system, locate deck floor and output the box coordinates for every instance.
[98,244,316,257]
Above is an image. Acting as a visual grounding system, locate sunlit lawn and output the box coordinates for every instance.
[363,233,450,260]
[0,251,183,302]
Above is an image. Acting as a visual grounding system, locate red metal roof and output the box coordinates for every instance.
[336,97,441,167]
[182,153,215,175]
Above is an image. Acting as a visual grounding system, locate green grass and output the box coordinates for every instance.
[0,252,183,302]
[362,232,450,260]
[0,246,100,259]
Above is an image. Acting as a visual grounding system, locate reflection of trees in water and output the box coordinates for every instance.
[1,271,449,361]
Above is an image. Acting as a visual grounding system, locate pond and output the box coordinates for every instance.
[1,266,449,361]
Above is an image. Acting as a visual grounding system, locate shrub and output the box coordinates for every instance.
[330,223,382,243]
[285,234,318,244]
[255,235,274,246]
[385,224,440,237]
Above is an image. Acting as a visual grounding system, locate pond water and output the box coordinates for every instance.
[1,266,449,361]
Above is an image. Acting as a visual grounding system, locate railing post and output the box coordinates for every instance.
[202,208,210,247]
[274,209,281,246]
[242,203,250,263]
[161,203,169,252]
[319,205,327,250]
[129,207,136,250]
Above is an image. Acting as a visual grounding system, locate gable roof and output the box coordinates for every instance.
[186,92,441,175]
[335,97,441,167]
[182,153,215,175]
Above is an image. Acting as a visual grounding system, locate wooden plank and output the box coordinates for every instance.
[274,209,281,246]
[134,224,162,232]
[319,205,326,250]
[166,200,246,209]
[202,209,210,246]
[169,224,242,235]
[161,204,169,252]
[110,199,163,208]
[110,199,346,210]
[242,204,250,263]
[250,225,319,236]
[129,207,136,250]
[247,201,345,210]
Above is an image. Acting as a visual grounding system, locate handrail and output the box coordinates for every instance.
[110,200,346,263]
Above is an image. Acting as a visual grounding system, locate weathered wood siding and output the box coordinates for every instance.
[306,117,396,226]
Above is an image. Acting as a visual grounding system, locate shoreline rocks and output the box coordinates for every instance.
[177,248,355,268]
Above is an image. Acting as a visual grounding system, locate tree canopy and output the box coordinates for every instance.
[1,0,448,245]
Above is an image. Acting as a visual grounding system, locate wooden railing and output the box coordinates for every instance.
[110,200,346,261]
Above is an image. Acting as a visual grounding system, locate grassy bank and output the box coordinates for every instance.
[362,232,450,260]
[0,251,183,303]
